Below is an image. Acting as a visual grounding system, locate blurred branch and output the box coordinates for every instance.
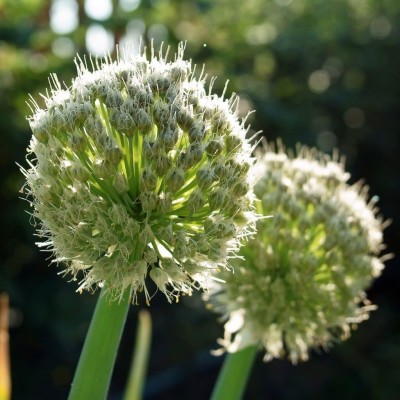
[0,293,11,400]
[124,310,152,400]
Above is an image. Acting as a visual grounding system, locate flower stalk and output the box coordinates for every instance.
[210,345,258,400]
[68,288,130,400]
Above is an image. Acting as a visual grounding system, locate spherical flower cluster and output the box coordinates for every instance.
[208,141,388,363]
[22,43,256,304]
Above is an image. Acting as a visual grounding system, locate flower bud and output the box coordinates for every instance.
[93,159,114,179]
[69,129,86,152]
[115,112,137,137]
[110,203,128,225]
[196,165,215,190]
[140,191,158,212]
[154,151,171,177]
[157,224,174,243]
[149,267,175,302]
[159,128,179,151]
[143,246,157,265]
[139,224,154,245]
[206,139,223,158]
[112,172,128,194]
[164,167,185,193]
[142,139,155,159]
[209,187,227,211]
[170,61,190,82]
[104,89,124,108]
[232,181,249,197]
[212,113,229,133]
[176,109,193,131]
[182,143,204,170]
[105,146,123,165]
[123,219,140,241]
[157,192,172,214]
[188,122,206,143]
[213,159,227,180]
[136,109,153,134]
[225,134,242,154]
[153,101,170,125]
[139,167,158,192]
[32,125,50,143]
[70,163,89,182]
[208,239,228,261]
[188,188,205,215]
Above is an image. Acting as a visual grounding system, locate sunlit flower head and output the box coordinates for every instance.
[22,42,257,304]
[208,140,388,363]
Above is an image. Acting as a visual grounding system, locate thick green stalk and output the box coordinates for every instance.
[211,345,258,400]
[68,288,130,400]
[123,310,152,400]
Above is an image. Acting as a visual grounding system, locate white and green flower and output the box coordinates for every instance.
[208,141,388,363]
[22,43,257,304]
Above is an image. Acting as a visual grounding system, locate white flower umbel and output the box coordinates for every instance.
[208,141,389,364]
[22,43,257,304]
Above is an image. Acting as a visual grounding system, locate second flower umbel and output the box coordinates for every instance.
[208,140,388,364]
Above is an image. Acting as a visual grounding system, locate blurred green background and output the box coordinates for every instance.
[1,0,399,398]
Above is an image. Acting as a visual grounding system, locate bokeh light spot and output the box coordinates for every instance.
[119,0,141,12]
[246,23,277,45]
[50,0,79,35]
[275,0,293,6]
[28,53,48,72]
[85,0,113,21]
[119,19,145,52]
[323,57,344,79]
[317,131,337,152]
[175,21,201,42]
[236,94,254,119]
[52,37,75,58]
[308,70,330,93]
[147,24,169,46]
[254,52,276,78]
[85,24,115,57]
[370,16,392,39]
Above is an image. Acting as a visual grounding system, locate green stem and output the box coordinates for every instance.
[68,288,131,400]
[123,310,152,400]
[211,345,258,400]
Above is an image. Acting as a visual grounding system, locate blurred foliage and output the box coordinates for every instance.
[0,0,399,399]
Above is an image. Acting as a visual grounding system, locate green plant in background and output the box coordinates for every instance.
[208,140,389,398]
[0,294,11,400]
[21,42,257,399]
